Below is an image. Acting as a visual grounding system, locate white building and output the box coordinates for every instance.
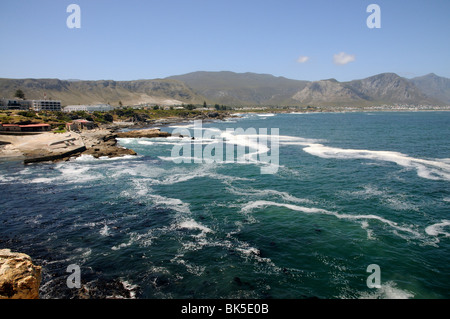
[31,100,61,111]
[63,104,114,113]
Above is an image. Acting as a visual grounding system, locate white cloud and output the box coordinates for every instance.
[297,55,310,64]
[333,52,356,65]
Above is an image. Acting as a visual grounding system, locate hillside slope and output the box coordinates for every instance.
[410,73,450,105]
[0,78,205,106]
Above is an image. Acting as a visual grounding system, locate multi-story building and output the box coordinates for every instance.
[0,99,31,110]
[31,100,62,111]
[0,99,61,111]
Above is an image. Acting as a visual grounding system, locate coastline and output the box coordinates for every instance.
[1,107,448,164]
[0,111,235,164]
[0,127,170,164]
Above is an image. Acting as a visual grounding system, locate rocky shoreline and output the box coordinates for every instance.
[21,127,174,163]
[0,112,236,164]
[79,127,173,159]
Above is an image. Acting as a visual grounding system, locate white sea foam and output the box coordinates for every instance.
[121,178,191,215]
[241,200,421,238]
[154,122,280,173]
[226,184,312,204]
[116,137,136,144]
[356,281,414,299]
[119,281,139,299]
[360,221,376,240]
[111,232,149,251]
[177,219,213,237]
[168,123,196,129]
[277,135,325,146]
[72,154,98,162]
[425,220,450,239]
[302,143,450,181]
[0,174,15,182]
[100,224,110,237]
[256,113,276,117]
[342,185,419,212]
[138,140,155,146]
[147,194,190,215]
[140,138,196,146]
[27,164,102,184]
[71,154,139,162]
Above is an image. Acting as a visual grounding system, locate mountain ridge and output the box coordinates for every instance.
[410,73,450,104]
[1,71,448,107]
[0,78,205,106]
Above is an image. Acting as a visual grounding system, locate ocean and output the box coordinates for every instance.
[0,111,449,299]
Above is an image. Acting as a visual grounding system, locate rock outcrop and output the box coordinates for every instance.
[80,129,138,159]
[0,249,42,299]
[115,128,172,139]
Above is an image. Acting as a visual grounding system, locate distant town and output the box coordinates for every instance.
[1,86,449,135]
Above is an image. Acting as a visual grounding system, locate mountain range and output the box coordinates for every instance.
[1,72,449,107]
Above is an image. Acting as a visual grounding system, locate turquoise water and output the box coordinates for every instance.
[0,111,449,299]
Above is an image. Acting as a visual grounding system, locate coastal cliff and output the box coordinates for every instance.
[0,249,42,299]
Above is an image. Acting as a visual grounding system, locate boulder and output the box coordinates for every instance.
[0,249,42,299]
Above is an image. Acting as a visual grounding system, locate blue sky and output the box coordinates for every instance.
[0,0,449,81]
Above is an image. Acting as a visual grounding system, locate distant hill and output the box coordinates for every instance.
[410,73,450,105]
[167,71,309,106]
[1,71,448,107]
[0,78,205,106]
[344,73,440,106]
[292,79,365,106]
[169,71,445,107]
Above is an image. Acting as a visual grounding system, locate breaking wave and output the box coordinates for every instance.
[240,200,422,239]
[302,143,450,181]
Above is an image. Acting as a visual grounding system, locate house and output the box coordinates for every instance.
[0,123,51,133]
[65,119,97,132]
[19,124,51,132]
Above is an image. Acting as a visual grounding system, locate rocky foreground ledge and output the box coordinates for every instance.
[0,127,172,163]
[0,249,42,299]
[80,128,172,159]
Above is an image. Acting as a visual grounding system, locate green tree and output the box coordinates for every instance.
[14,89,25,99]
[104,113,114,122]
[203,101,207,108]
